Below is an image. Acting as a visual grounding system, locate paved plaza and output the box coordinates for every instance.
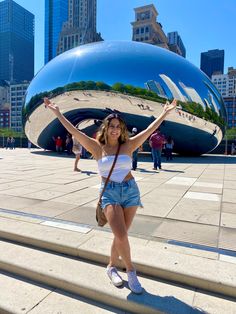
[0,148,236,313]
[0,148,236,255]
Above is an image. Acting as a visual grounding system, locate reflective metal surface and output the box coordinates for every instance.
[23,41,227,155]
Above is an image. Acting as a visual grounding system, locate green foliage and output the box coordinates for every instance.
[178,100,226,129]
[225,127,236,139]
[111,82,166,103]
[0,128,26,138]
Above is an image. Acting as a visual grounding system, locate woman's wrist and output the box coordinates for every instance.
[56,111,63,118]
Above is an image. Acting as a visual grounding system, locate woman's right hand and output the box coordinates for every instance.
[43,97,61,115]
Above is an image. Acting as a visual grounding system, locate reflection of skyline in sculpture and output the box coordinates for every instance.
[203,80,223,114]
[159,74,186,102]
[145,80,168,99]
[179,81,205,109]
[209,93,220,115]
[23,41,227,155]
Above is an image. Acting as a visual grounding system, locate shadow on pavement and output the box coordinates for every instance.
[126,285,206,314]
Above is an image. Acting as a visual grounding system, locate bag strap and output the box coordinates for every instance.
[98,144,121,203]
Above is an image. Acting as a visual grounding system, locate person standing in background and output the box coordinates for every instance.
[149,129,166,170]
[66,133,73,155]
[165,136,174,161]
[72,136,82,171]
[53,136,63,153]
[131,127,139,171]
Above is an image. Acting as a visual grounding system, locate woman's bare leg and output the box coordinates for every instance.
[104,205,137,270]
[74,154,80,171]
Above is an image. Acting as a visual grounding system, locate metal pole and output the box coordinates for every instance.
[224,133,228,155]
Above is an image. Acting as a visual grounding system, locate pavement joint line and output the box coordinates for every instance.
[168,239,236,257]
[217,163,226,251]
[0,208,92,230]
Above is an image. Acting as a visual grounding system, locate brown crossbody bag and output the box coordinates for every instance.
[96,144,121,226]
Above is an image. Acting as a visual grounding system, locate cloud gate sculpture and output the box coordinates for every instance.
[23,41,227,155]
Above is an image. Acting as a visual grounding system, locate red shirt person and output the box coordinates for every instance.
[149,129,166,170]
[53,136,63,153]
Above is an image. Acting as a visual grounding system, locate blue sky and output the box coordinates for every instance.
[14,0,236,75]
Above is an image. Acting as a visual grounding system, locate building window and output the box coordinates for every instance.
[136,28,139,35]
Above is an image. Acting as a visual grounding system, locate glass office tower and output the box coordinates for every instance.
[200,49,224,78]
[45,0,68,64]
[0,0,34,82]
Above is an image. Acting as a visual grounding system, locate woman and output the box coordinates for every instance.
[43,97,177,294]
[72,136,82,171]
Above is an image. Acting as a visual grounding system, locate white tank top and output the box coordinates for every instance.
[97,155,132,183]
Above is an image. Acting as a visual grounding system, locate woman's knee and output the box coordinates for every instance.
[114,231,128,243]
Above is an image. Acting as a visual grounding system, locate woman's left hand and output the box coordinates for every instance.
[163,99,177,113]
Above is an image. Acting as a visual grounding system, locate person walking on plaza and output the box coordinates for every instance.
[149,128,166,170]
[5,137,11,149]
[72,136,82,171]
[65,133,73,155]
[131,127,139,170]
[165,136,174,161]
[231,142,235,155]
[10,137,15,149]
[28,140,32,149]
[43,96,177,294]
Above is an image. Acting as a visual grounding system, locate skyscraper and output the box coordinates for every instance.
[0,0,34,82]
[212,67,236,128]
[200,49,224,78]
[45,0,68,64]
[167,32,186,58]
[131,4,169,49]
[57,0,103,55]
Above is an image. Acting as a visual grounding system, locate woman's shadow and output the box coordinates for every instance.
[123,280,207,314]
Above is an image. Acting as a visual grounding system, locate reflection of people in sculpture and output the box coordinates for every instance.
[211,126,217,137]
[43,97,177,294]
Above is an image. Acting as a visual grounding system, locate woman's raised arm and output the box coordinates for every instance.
[129,99,177,152]
[43,97,100,158]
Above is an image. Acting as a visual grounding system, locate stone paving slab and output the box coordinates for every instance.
[28,290,126,314]
[0,271,53,314]
[0,271,124,314]
[218,228,236,251]
[167,203,220,226]
[152,219,219,247]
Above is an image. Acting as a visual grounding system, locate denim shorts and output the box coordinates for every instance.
[100,178,143,210]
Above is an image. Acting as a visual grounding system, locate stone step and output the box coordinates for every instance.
[0,270,125,314]
[0,239,204,314]
[1,240,236,314]
[0,217,236,300]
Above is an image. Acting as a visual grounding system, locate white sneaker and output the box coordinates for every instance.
[127,270,143,294]
[106,266,123,287]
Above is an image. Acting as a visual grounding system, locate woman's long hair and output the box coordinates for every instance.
[96,113,129,145]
